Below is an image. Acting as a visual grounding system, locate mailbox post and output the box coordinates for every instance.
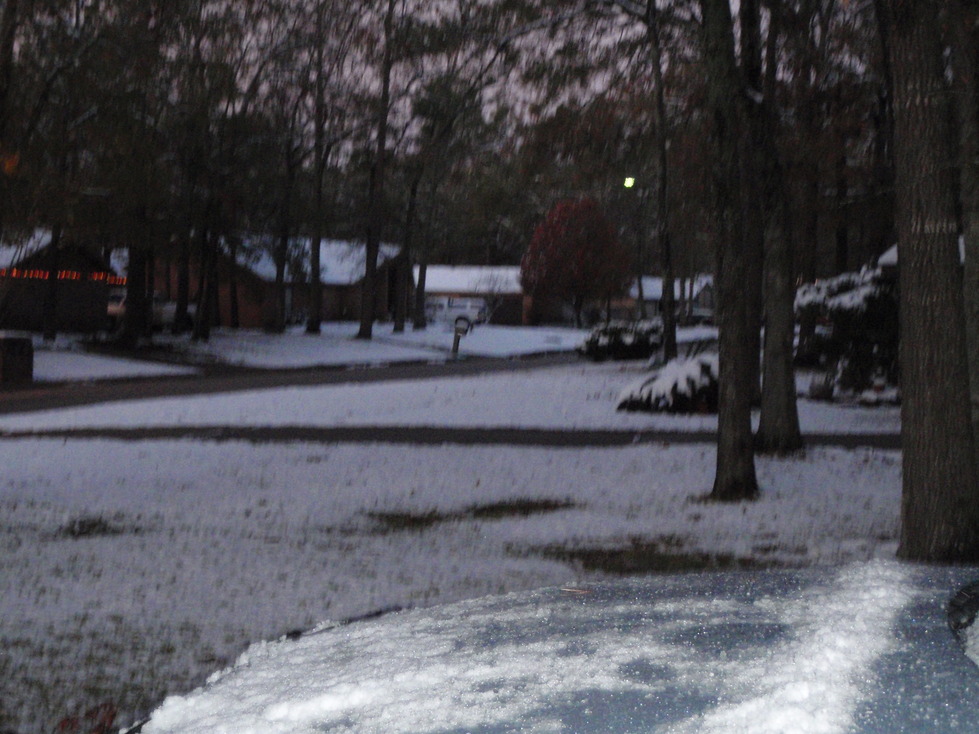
[452,325,467,356]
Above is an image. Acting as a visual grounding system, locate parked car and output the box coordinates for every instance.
[140,563,979,733]
[106,290,195,332]
[425,296,487,332]
[579,319,663,361]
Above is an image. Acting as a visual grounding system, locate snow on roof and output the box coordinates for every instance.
[630,274,713,301]
[0,229,52,269]
[417,265,522,295]
[246,239,400,285]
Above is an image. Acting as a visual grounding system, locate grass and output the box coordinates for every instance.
[534,536,767,574]
[367,498,577,532]
[55,515,135,539]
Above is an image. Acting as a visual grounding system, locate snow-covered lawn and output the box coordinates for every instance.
[28,323,589,382]
[1,360,899,436]
[32,338,197,382]
[0,325,915,733]
[156,321,591,366]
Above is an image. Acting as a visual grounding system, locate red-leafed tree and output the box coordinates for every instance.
[521,197,632,326]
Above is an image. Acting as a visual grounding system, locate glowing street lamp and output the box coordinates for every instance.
[623,176,636,189]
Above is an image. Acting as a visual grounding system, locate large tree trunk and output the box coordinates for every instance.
[886,0,979,561]
[701,0,759,501]
[949,0,979,448]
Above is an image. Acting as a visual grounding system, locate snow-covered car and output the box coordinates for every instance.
[425,296,487,332]
[579,319,663,361]
[141,561,979,733]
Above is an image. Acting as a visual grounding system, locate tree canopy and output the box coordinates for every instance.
[520,197,631,325]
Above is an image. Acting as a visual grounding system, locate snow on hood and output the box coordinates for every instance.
[143,561,979,734]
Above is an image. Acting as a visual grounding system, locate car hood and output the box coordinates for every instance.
[144,560,979,734]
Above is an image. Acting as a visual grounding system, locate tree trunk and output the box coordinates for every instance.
[229,234,240,329]
[42,227,61,342]
[358,0,396,340]
[701,0,760,501]
[192,218,213,342]
[174,225,191,334]
[394,177,419,333]
[834,145,849,273]
[307,11,328,336]
[756,216,803,453]
[755,3,802,454]
[886,0,979,561]
[122,243,149,347]
[949,0,979,447]
[413,259,428,330]
[647,0,676,360]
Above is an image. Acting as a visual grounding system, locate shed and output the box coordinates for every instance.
[0,231,122,333]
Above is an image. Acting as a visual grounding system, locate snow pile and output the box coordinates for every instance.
[617,354,719,413]
[795,268,881,315]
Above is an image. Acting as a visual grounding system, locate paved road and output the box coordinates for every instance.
[0,351,901,449]
[0,352,580,415]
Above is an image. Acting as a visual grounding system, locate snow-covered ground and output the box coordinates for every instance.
[8,325,897,436]
[157,321,592,366]
[0,324,940,734]
[28,322,590,382]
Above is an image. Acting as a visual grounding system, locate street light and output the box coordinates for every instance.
[623,176,636,189]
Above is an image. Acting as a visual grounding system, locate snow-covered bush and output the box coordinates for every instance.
[795,267,898,392]
[579,319,663,361]
[617,354,719,414]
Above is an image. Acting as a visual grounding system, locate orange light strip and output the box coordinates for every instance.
[0,268,126,285]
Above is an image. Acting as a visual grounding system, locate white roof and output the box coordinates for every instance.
[630,274,713,301]
[246,239,400,285]
[416,266,522,295]
[0,229,52,269]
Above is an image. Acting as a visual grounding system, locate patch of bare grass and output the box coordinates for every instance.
[368,499,576,533]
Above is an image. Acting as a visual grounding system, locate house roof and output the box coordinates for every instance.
[416,266,522,295]
[246,239,400,285]
[0,230,53,269]
[630,275,713,301]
